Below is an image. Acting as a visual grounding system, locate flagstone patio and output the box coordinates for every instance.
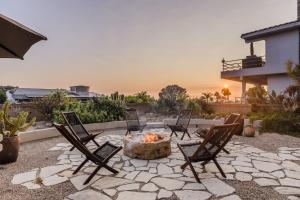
[11,129,300,200]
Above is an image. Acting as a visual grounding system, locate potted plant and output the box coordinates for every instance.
[244,119,256,137]
[0,102,35,164]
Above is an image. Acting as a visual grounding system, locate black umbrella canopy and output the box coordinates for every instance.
[0,14,47,60]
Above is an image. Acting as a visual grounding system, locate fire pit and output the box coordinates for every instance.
[123,132,171,160]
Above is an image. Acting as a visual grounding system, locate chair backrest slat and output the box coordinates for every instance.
[176,109,192,128]
[193,123,239,160]
[62,112,89,140]
[53,123,102,162]
[125,108,140,128]
[224,113,241,124]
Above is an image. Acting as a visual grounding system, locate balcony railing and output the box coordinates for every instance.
[222,56,265,72]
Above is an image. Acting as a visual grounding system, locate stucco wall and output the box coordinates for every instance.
[209,103,251,114]
[265,30,299,72]
[267,75,295,94]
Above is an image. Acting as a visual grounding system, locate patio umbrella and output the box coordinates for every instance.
[0,14,47,60]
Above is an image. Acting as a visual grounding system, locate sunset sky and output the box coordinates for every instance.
[0,0,297,98]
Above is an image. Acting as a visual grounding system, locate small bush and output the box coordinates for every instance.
[187,98,214,117]
[53,97,126,124]
[0,90,7,104]
[125,91,155,104]
[259,112,300,137]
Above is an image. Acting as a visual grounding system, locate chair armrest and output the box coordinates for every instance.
[90,130,104,136]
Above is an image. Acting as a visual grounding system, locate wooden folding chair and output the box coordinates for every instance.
[125,108,146,135]
[167,109,192,140]
[177,123,239,183]
[61,111,103,151]
[195,113,241,154]
[54,123,122,185]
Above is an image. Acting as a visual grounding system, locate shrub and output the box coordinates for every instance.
[33,90,73,121]
[258,112,300,137]
[53,96,126,124]
[0,90,6,104]
[187,98,214,117]
[125,91,155,104]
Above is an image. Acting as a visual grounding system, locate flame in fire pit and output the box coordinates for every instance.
[143,133,163,143]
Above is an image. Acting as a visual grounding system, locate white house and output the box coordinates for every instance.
[221,1,300,102]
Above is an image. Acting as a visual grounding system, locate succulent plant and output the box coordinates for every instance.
[0,102,36,137]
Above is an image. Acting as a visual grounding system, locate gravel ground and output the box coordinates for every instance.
[0,129,299,200]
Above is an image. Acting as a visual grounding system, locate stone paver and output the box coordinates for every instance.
[279,178,300,188]
[141,183,159,192]
[174,190,211,200]
[42,175,68,186]
[158,189,173,199]
[68,189,112,200]
[235,172,252,182]
[201,178,235,197]
[252,160,282,172]
[275,187,300,195]
[12,170,37,185]
[254,178,279,186]
[151,177,185,190]
[92,177,132,190]
[117,183,140,191]
[116,191,156,200]
[70,175,101,190]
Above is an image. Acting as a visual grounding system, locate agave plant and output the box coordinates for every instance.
[0,102,36,137]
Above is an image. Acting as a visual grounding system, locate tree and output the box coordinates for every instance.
[246,85,268,104]
[214,92,222,103]
[158,85,189,112]
[221,87,231,101]
[0,90,7,104]
[285,60,300,111]
[201,92,213,103]
[286,60,300,85]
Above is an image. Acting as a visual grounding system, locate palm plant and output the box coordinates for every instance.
[201,92,213,103]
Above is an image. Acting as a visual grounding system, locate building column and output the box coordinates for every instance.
[242,81,247,103]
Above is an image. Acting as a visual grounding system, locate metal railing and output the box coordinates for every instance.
[222,56,265,72]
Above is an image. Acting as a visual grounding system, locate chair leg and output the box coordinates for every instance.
[73,158,89,175]
[181,162,189,170]
[222,148,230,154]
[92,139,100,147]
[84,165,102,185]
[69,146,75,151]
[103,165,118,174]
[125,130,129,136]
[201,160,210,166]
[181,131,186,140]
[187,160,201,183]
[186,130,191,138]
[213,158,226,178]
[170,131,178,137]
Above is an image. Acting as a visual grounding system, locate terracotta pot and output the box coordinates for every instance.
[0,136,20,164]
[244,126,255,137]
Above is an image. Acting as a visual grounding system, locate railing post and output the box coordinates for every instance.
[222,58,225,71]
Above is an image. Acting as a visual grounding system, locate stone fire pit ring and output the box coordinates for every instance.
[123,132,171,160]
